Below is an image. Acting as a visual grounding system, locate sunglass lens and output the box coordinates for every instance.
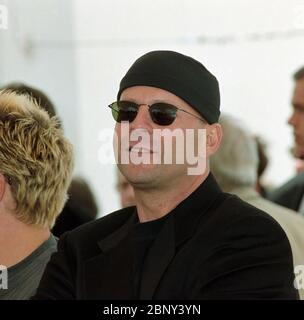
[111,101,138,123]
[150,103,177,125]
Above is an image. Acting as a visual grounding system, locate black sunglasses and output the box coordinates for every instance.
[108,101,206,126]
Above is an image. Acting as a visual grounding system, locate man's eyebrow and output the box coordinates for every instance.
[151,100,172,104]
[120,98,137,103]
[120,99,172,105]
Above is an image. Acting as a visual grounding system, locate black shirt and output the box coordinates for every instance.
[133,214,169,297]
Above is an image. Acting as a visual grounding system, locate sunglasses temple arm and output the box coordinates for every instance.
[178,108,207,123]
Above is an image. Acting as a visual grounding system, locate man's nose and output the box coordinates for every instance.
[130,105,153,131]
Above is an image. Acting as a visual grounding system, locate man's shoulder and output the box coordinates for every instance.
[187,193,297,300]
[192,193,293,266]
[221,192,276,220]
[214,193,287,237]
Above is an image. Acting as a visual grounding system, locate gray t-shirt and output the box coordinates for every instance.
[0,234,57,300]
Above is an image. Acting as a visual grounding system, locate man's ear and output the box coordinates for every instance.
[0,173,7,201]
[206,123,222,156]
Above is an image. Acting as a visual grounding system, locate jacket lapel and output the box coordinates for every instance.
[83,213,136,299]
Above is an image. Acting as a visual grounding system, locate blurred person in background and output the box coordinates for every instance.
[52,177,98,237]
[254,136,270,197]
[1,83,99,235]
[210,114,304,299]
[268,67,304,214]
[0,90,74,299]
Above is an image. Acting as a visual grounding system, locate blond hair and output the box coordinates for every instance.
[0,90,74,228]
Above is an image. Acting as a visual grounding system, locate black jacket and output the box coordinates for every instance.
[267,172,304,212]
[33,174,298,299]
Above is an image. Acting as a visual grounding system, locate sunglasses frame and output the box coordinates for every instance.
[108,101,207,125]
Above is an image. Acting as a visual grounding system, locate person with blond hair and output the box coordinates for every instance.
[0,83,99,237]
[0,90,74,299]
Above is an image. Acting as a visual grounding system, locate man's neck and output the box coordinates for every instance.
[0,211,50,268]
[134,170,209,223]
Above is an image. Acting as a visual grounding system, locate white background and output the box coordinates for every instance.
[1,0,304,216]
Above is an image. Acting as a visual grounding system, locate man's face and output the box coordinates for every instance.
[114,86,211,190]
[288,78,304,158]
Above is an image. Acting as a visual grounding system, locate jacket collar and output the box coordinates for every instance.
[172,172,223,247]
[97,172,222,251]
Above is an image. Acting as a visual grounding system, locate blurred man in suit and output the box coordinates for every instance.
[268,67,304,214]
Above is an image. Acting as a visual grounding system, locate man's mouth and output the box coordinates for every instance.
[128,146,153,154]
